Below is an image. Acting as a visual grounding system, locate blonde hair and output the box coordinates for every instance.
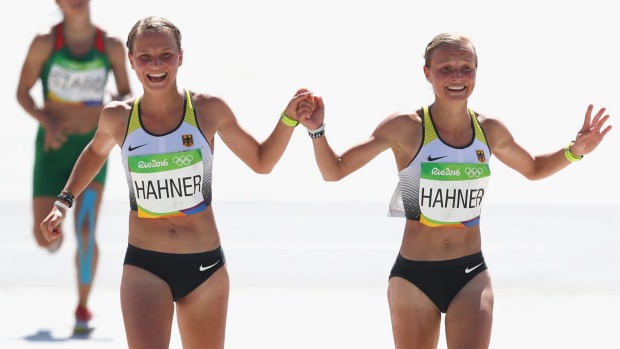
[126,16,182,53]
[424,33,478,68]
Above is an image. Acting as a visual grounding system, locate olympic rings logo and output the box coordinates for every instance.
[173,155,194,166]
[465,167,484,178]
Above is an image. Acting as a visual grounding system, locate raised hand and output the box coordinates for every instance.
[283,88,314,122]
[570,105,612,156]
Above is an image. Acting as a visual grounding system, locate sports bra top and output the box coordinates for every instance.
[388,105,492,228]
[121,89,214,218]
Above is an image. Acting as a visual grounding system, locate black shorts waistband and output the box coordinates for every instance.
[395,251,484,270]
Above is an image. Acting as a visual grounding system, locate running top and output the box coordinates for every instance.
[388,106,492,227]
[40,23,111,106]
[121,89,214,218]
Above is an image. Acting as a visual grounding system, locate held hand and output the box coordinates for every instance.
[298,95,324,131]
[40,207,66,242]
[283,88,314,121]
[571,105,612,156]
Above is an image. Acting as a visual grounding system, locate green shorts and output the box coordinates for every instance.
[33,126,108,197]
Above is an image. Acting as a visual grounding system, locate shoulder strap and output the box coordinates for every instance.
[94,27,106,53]
[54,24,106,53]
[127,97,142,135]
[468,108,487,145]
[53,23,64,51]
[422,105,438,145]
[183,89,198,128]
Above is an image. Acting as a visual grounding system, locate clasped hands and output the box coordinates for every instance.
[284,88,324,132]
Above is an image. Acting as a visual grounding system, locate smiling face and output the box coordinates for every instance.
[127,17,183,92]
[424,40,477,104]
[128,30,183,90]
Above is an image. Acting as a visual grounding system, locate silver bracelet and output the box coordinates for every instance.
[308,123,325,138]
[54,200,71,211]
[308,123,325,135]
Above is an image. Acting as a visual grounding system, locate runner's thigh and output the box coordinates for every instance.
[445,270,493,349]
[121,265,175,349]
[176,266,230,349]
[388,277,442,349]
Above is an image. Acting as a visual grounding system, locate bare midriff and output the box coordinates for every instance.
[399,219,482,261]
[127,205,222,254]
[45,100,103,134]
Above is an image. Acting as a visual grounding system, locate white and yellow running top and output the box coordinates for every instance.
[388,105,492,228]
[121,89,213,218]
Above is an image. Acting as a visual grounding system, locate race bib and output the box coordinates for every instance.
[419,162,490,227]
[128,149,206,218]
[48,60,107,104]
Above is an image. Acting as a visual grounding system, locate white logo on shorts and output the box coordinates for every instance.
[199,260,220,272]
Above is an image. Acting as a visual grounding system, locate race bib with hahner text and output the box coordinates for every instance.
[419,162,490,227]
[128,149,206,218]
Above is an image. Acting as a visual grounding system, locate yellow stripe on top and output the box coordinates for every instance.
[127,97,142,135]
[470,108,487,145]
[421,106,488,146]
[422,105,438,146]
[183,89,198,128]
[127,90,196,135]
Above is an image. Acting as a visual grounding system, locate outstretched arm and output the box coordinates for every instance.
[216,89,313,174]
[489,104,612,180]
[298,94,394,181]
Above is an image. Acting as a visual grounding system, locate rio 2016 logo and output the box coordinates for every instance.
[137,159,169,169]
[430,166,484,178]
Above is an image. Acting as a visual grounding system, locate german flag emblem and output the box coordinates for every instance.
[182,134,194,147]
[476,149,486,163]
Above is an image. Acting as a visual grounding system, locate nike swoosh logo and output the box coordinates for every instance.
[427,155,447,161]
[199,260,220,272]
[128,143,148,151]
[465,262,484,274]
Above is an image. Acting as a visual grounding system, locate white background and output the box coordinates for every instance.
[2,3,618,347]
[5,0,618,206]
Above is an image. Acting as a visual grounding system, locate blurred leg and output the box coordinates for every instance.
[73,183,103,311]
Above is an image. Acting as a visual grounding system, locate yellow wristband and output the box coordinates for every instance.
[564,142,583,162]
[280,112,299,127]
